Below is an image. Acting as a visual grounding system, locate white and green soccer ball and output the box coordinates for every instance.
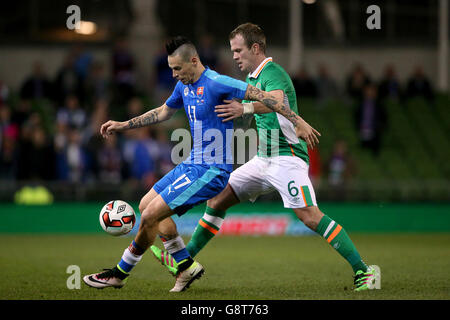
[99,200,136,236]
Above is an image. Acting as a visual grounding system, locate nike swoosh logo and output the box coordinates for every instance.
[88,276,109,284]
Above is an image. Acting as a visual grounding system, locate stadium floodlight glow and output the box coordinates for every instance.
[74,21,97,35]
[302,0,316,4]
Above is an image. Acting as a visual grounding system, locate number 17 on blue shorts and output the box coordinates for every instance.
[153,163,230,216]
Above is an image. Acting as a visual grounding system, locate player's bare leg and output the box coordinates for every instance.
[135,195,205,292]
[292,205,324,230]
[207,184,240,211]
[138,188,159,213]
[151,217,179,275]
[138,189,181,275]
[187,184,239,256]
[151,184,239,273]
[135,195,174,250]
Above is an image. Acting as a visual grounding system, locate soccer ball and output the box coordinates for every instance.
[99,200,136,236]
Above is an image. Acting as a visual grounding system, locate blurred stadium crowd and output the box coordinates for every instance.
[0,38,447,202]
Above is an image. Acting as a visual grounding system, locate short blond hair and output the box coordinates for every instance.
[229,23,266,54]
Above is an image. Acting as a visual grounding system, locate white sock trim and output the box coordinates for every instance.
[122,248,142,266]
[164,236,186,254]
[323,221,335,238]
[202,213,224,229]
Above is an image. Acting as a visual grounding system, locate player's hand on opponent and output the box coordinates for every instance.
[100,120,126,138]
[215,100,243,122]
[216,99,321,149]
[294,116,321,149]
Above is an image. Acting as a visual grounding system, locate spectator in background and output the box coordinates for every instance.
[0,125,18,180]
[54,121,69,181]
[56,94,87,129]
[64,127,89,183]
[97,134,123,184]
[346,64,371,101]
[153,43,177,102]
[378,64,401,101]
[83,98,109,145]
[406,65,434,102]
[326,140,356,187]
[73,45,93,83]
[354,83,387,156]
[16,112,44,181]
[126,97,145,120]
[18,126,56,181]
[85,61,109,107]
[0,81,10,106]
[10,99,33,128]
[154,128,175,177]
[20,61,54,101]
[315,63,338,105]
[197,34,218,70]
[112,39,136,105]
[291,67,317,98]
[83,99,110,180]
[122,127,158,189]
[54,53,80,107]
[0,106,19,180]
[0,105,19,145]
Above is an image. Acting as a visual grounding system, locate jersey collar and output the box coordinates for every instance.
[248,57,273,79]
[190,67,208,86]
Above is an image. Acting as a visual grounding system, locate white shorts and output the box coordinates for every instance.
[228,156,317,208]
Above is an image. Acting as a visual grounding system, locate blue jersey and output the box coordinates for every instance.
[166,68,248,172]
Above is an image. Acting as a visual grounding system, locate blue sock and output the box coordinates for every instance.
[117,259,133,274]
[116,241,144,274]
[171,247,191,263]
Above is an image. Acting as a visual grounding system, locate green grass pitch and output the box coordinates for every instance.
[0,233,449,300]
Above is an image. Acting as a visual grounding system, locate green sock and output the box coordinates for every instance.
[316,214,368,274]
[186,206,226,258]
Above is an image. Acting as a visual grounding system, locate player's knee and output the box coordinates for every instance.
[207,187,236,211]
[295,206,322,230]
[138,199,147,214]
[140,207,159,228]
[138,189,157,213]
[206,197,221,210]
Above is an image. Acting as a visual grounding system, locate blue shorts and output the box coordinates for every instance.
[153,163,230,216]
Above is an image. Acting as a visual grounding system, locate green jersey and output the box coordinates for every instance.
[243,58,309,164]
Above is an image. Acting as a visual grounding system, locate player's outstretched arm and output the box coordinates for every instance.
[244,84,321,148]
[215,90,281,121]
[100,104,177,138]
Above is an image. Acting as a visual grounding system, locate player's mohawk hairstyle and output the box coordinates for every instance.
[165,36,194,56]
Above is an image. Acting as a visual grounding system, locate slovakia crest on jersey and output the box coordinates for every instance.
[184,87,189,96]
[196,86,204,98]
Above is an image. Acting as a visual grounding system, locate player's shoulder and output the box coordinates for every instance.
[262,61,289,77]
[203,68,220,80]
[258,62,292,87]
[167,80,185,102]
[204,68,246,90]
[173,79,184,91]
[204,68,231,83]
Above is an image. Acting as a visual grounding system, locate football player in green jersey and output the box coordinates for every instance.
[152,23,378,291]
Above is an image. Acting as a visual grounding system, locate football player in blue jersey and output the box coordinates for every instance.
[83,36,320,292]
